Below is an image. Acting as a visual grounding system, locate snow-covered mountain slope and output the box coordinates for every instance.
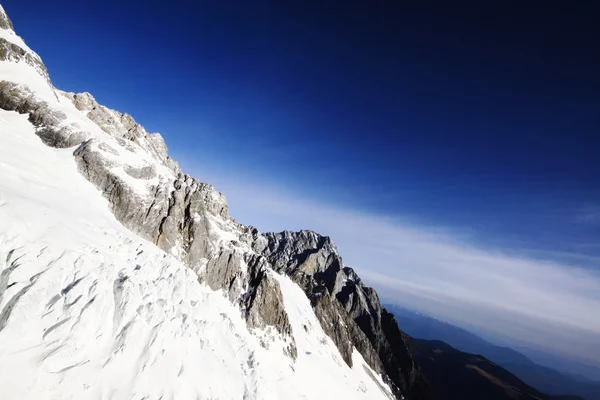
[0,4,430,400]
[0,109,394,399]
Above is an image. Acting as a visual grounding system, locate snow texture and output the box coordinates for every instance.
[0,11,396,400]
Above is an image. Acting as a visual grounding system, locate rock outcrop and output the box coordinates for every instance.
[0,38,50,83]
[0,5,13,30]
[0,6,50,84]
[61,91,177,170]
[0,6,432,399]
[72,136,298,357]
[0,8,298,365]
[255,230,432,399]
[0,82,85,147]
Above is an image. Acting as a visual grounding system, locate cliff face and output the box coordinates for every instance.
[0,5,431,399]
[256,230,432,399]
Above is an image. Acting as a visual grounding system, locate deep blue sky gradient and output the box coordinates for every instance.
[4,0,600,262]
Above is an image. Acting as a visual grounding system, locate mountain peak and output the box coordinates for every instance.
[0,6,433,400]
[0,5,14,31]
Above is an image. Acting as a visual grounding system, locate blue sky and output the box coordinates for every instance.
[4,1,600,365]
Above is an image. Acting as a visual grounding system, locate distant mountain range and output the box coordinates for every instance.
[506,342,600,383]
[385,304,600,400]
[408,338,582,400]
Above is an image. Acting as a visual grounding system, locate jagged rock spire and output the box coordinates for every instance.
[0,4,15,31]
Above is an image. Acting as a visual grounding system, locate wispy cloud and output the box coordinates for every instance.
[576,205,600,224]
[185,160,600,366]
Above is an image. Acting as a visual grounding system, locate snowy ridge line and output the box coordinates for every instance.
[0,109,395,400]
[0,5,431,400]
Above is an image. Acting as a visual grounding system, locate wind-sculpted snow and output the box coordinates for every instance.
[0,5,431,399]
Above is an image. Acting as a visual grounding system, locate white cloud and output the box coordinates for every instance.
[185,161,600,365]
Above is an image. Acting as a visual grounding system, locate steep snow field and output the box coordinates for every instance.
[0,103,393,400]
[0,6,398,397]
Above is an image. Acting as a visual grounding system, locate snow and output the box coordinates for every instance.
[0,24,33,54]
[0,108,394,399]
[0,26,57,101]
[79,137,170,197]
[0,37,113,140]
[207,214,244,248]
[0,20,396,397]
[0,57,55,98]
[273,272,396,399]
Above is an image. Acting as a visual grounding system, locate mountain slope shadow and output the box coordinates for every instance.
[409,339,584,400]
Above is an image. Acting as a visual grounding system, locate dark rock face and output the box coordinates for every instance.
[255,230,433,400]
[380,310,431,399]
[257,231,346,295]
[244,254,297,359]
[338,268,430,396]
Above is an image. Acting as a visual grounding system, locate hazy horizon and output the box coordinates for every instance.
[179,161,600,367]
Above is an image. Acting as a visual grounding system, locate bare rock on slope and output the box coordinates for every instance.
[72,138,297,355]
[61,91,177,171]
[0,82,86,147]
[255,229,433,400]
[0,6,433,397]
[0,5,14,30]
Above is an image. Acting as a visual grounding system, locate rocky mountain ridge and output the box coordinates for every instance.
[0,5,430,399]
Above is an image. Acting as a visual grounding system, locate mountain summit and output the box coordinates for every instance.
[0,5,431,400]
[0,5,13,30]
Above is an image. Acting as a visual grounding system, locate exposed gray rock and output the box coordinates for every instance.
[35,125,86,148]
[244,254,297,359]
[0,7,434,398]
[72,137,297,353]
[255,229,433,400]
[73,135,228,259]
[201,249,245,300]
[73,138,170,242]
[0,5,14,31]
[0,38,51,85]
[0,81,38,113]
[60,91,177,170]
[0,82,86,147]
[124,164,156,180]
[337,266,430,398]
[258,230,346,295]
